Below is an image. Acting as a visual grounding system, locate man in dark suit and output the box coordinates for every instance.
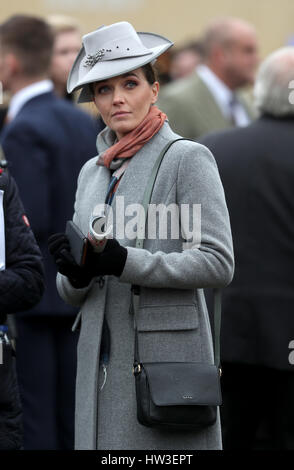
[200,46,294,450]
[0,15,98,449]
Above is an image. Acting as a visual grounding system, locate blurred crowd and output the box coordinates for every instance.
[0,12,294,451]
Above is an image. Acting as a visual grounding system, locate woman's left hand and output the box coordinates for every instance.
[87,238,128,277]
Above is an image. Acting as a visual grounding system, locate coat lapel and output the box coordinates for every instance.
[110,124,174,247]
[87,123,176,248]
[192,75,233,132]
[237,92,258,120]
[77,164,111,235]
[111,141,159,246]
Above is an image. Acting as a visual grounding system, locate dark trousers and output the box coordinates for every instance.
[221,362,294,450]
[0,356,23,450]
[15,316,79,450]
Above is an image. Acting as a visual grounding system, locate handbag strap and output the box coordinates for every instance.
[135,139,184,249]
[131,138,222,369]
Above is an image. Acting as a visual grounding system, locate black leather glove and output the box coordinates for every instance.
[48,233,128,287]
[89,238,128,277]
[48,233,93,288]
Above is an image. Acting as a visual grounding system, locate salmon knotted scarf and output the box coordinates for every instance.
[97,106,167,168]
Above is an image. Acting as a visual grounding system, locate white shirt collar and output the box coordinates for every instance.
[7,80,54,121]
[196,64,233,117]
[196,64,251,126]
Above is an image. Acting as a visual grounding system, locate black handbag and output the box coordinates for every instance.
[131,139,222,430]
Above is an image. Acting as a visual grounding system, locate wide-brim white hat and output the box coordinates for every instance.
[67,21,173,103]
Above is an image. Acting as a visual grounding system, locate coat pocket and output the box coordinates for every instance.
[136,305,199,332]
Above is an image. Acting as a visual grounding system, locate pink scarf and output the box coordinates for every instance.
[97,106,167,168]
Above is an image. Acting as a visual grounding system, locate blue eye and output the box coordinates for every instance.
[126,80,137,88]
[98,85,110,94]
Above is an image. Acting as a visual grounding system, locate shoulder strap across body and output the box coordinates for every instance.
[131,138,222,369]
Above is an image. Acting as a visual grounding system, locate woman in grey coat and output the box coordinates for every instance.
[48,21,234,450]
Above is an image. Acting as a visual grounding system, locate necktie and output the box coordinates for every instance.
[228,94,239,126]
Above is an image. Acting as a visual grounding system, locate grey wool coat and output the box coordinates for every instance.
[57,121,234,450]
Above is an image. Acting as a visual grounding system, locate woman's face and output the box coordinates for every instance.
[92,67,159,140]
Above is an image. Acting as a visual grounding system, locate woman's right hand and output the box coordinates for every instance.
[48,233,93,288]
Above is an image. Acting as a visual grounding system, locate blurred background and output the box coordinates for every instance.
[1,0,294,57]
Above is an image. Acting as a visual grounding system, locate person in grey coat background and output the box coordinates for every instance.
[48,22,234,450]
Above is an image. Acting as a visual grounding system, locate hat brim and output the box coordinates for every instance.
[67,32,173,103]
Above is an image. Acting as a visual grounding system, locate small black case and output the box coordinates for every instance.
[65,220,89,266]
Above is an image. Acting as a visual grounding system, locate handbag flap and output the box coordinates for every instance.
[142,362,222,406]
